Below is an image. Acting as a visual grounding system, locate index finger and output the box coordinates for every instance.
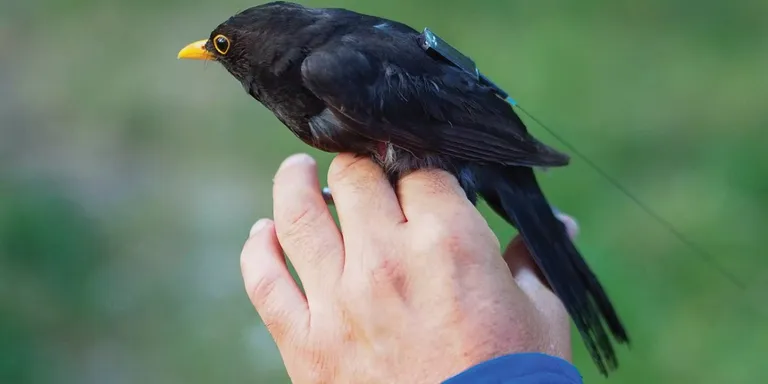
[273,154,344,295]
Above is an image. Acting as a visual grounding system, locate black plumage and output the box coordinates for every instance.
[179,1,629,374]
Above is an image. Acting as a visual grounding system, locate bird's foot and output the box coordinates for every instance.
[322,186,334,206]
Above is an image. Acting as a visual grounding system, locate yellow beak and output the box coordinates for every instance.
[177,39,214,60]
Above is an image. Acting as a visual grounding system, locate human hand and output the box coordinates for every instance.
[240,153,577,383]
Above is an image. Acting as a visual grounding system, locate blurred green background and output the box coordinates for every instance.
[1,0,767,383]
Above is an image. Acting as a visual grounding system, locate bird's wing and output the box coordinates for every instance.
[300,34,570,167]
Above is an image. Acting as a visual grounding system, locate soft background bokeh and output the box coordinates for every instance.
[1,0,766,383]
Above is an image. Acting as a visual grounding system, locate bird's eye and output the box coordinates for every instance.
[213,35,230,55]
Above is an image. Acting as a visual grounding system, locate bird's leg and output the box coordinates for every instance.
[322,186,334,206]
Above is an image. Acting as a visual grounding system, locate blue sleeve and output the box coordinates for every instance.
[442,353,583,384]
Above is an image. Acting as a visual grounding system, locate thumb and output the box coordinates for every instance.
[502,212,579,360]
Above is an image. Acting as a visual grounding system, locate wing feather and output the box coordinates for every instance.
[300,32,569,167]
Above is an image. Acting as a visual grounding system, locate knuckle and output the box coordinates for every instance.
[414,214,463,250]
[249,276,295,341]
[402,169,459,195]
[424,171,457,194]
[438,231,469,255]
[278,200,322,239]
[412,214,479,264]
[438,231,476,267]
[368,257,407,290]
[249,273,280,306]
[467,215,501,250]
[275,200,340,264]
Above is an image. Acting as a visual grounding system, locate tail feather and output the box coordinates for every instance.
[473,164,629,375]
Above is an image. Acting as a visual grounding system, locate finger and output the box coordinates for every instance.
[396,168,476,220]
[504,236,550,291]
[503,212,578,352]
[505,212,580,292]
[327,154,405,228]
[504,237,571,359]
[273,153,344,294]
[241,219,309,341]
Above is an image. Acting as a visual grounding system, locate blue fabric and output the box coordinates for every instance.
[443,353,583,384]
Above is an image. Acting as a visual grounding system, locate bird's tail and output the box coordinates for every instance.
[472,164,629,375]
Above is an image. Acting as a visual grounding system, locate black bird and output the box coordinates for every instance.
[178,1,629,374]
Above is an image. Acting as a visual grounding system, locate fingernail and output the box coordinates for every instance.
[555,213,579,239]
[278,153,314,171]
[249,219,268,237]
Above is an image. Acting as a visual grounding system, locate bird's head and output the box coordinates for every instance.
[177,2,321,83]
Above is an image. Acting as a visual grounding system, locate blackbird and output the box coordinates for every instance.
[178,1,629,374]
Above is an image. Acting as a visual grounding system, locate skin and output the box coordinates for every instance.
[241,153,576,383]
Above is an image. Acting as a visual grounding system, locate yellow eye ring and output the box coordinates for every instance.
[213,34,230,55]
